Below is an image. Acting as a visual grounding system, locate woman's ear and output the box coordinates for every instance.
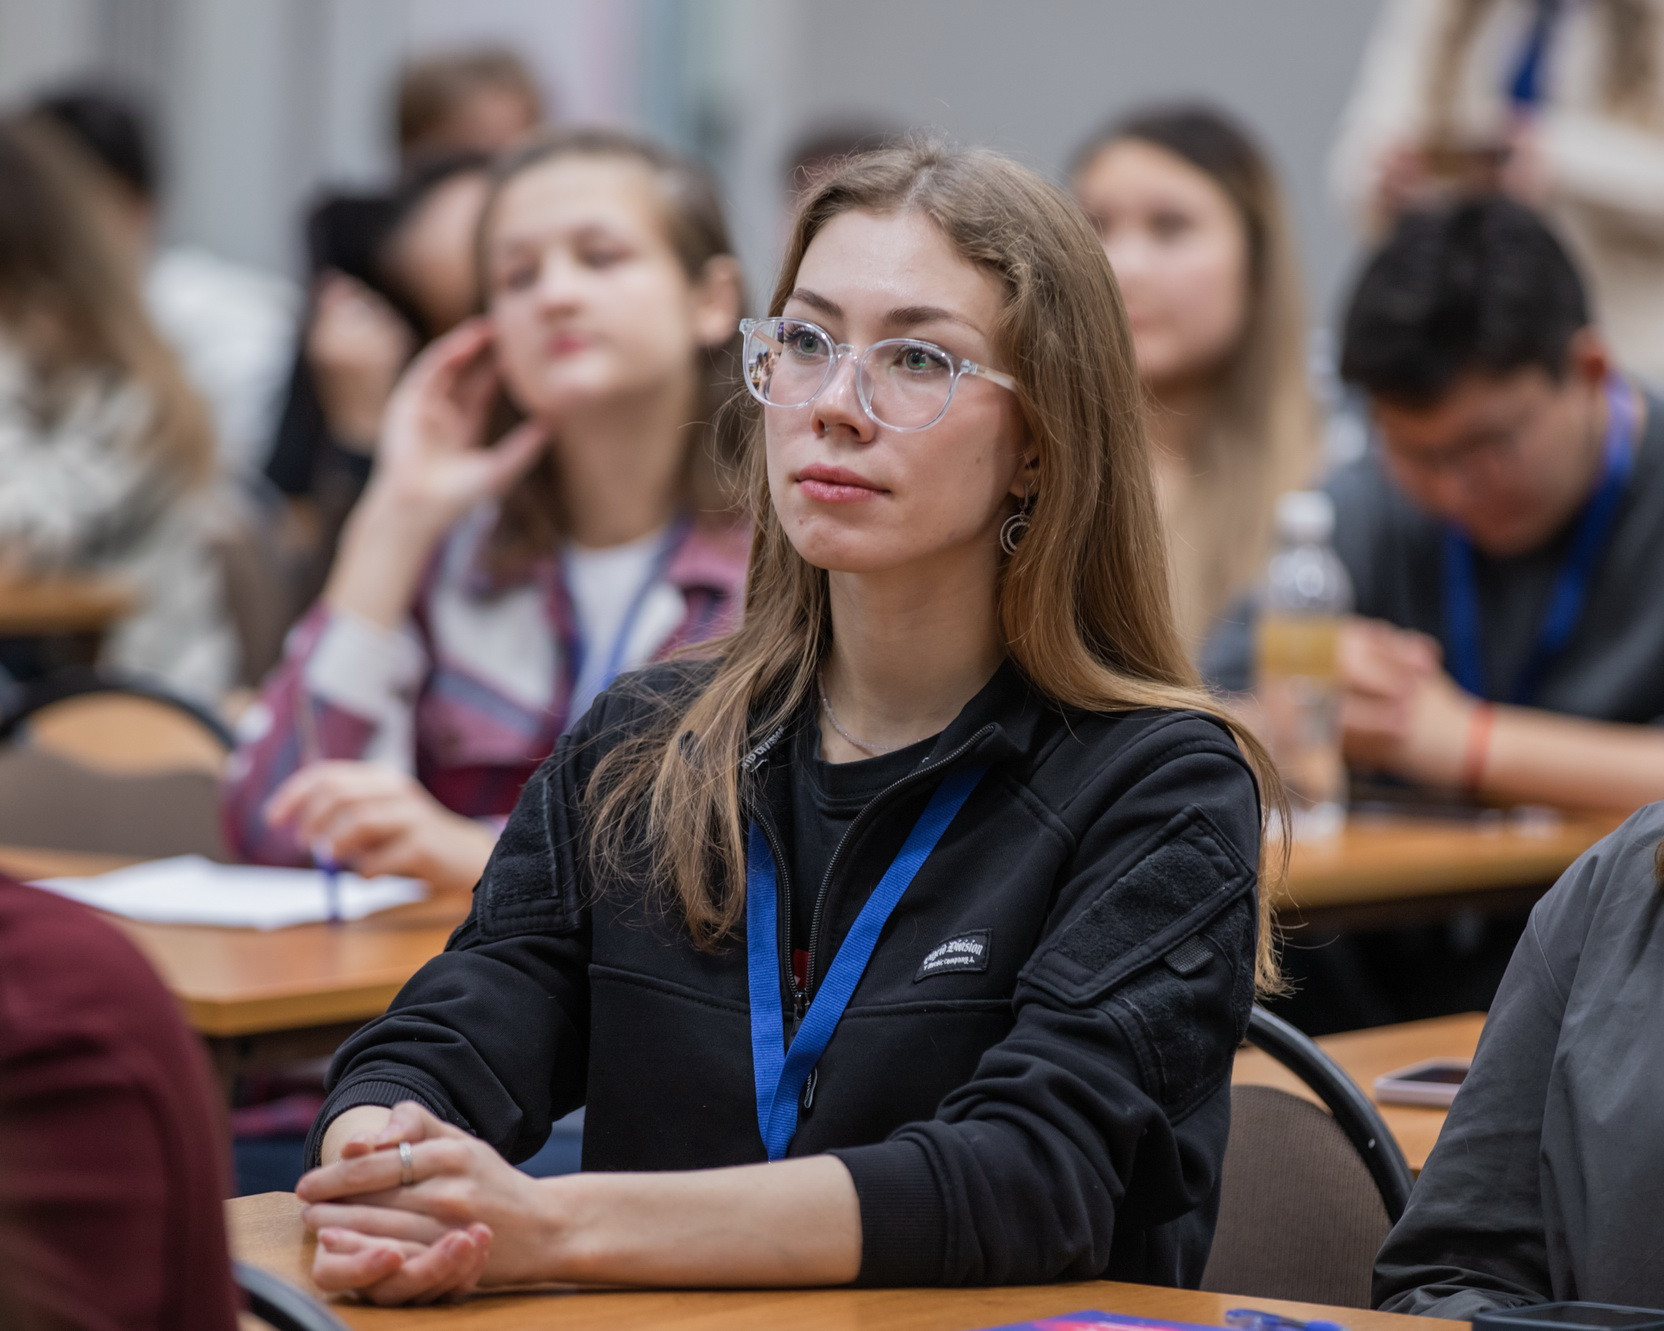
[1007,449,1039,500]
[690,255,745,349]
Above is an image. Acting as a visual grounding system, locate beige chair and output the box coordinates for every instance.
[1202,1084,1393,1308]
[0,683,232,859]
[1201,1006,1414,1309]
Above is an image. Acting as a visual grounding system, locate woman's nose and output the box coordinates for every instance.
[809,351,874,440]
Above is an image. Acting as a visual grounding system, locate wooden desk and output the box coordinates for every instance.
[1233,1012,1485,1174]
[0,573,136,636]
[229,1191,1460,1331]
[1279,813,1614,930]
[0,844,466,1092]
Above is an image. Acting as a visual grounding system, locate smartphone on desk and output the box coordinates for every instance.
[1374,1057,1471,1107]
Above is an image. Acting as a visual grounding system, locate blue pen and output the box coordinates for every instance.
[1226,1310,1348,1331]
[313,840,343,925]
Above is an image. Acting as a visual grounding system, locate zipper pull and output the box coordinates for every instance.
[800,1066,818,1113]
[792,984,806,1022]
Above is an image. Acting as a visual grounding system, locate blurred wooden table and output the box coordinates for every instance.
[229,1191,1461,1331]
[0,573,136,635]
[1277,811,1615,930]
[1233,1011,1485,1173]
[0,573,137,675]
[0,844,466,1093]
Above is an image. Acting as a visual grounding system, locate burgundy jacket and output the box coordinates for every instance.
[0,875,238,1330]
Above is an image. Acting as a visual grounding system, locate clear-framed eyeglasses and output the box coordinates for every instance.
[738,316,1018,432]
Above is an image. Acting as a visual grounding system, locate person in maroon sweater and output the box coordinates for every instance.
[0,874,239,1331]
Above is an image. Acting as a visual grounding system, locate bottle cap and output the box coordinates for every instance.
[1276,490,1335,543]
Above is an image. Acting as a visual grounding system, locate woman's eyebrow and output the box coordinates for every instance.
[785,289,978,334]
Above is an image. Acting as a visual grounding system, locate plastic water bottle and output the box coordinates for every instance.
[1256,491,1353,841]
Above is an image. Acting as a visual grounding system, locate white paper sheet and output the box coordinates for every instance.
[30,855,425,929]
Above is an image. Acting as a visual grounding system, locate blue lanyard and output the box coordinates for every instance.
[1442,376,1636,705]
[745,762,986,1161]
[1508,0,1563,111]
[565,515,689,705]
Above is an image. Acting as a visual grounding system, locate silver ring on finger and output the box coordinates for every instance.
[398,1140,415,1188]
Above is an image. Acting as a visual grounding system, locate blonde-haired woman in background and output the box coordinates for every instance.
[1335,0,1664,386]
[1072,104,1319,658]
[0,118,232,702]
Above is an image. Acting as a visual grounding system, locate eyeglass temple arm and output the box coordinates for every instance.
[965,362,1018,392]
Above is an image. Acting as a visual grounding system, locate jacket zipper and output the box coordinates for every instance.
[749,806,804,1022]
[800,725,994,1007]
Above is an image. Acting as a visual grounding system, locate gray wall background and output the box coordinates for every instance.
[0,0,1385,325]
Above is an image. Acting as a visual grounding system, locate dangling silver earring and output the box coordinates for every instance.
[1000,496,1034,556]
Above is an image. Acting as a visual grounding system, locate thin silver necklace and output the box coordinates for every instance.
[817,677,899,755]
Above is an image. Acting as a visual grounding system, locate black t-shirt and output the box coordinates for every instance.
[787,716,935,983]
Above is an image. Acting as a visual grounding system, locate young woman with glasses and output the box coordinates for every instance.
[291,139,1281,1304]
[222,129,750,894]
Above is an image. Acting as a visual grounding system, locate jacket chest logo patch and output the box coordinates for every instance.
[915,930,991,981]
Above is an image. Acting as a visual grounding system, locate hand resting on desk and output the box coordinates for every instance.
[266,761,496,894]
[296,1101,863,1303]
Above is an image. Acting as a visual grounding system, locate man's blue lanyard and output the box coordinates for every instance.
[1441,376,1636,705]
[744,762,987,1161]
[563,514,689,714]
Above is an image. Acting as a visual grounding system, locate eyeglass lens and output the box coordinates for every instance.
[745,319,957,430]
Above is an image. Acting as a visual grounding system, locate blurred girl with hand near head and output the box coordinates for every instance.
[224,130,749,894]
[1073,105,1319,657]
[289,139,1277,1305]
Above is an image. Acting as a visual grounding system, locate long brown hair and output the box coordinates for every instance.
[0,117,211,486]
[1073,105,1319,650]
[474,127,747,575]
[587,138,1285,995]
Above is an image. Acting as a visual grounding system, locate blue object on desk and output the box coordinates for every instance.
[1226,1309,1348,1331]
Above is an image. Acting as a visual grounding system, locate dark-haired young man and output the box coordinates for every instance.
[1328,195,1664,812]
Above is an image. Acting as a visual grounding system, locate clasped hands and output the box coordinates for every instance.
[296,1101,558,1305]
[1336,616,1481,789]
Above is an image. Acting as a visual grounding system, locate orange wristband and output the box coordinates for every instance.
[1461,701,1496,792]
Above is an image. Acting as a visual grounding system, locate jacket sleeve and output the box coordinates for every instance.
[1373,828,1608,1317]
[221,603,429,865]
[831,719,1260,1286]
[302,710,598,1167]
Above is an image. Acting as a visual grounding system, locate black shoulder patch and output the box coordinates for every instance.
[1019,804,1254,1007]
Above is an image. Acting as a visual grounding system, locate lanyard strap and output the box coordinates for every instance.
[564,514,690,706]
[745,763,987,1161]
[1508,0,1563,111]
[1442,376,1636,705]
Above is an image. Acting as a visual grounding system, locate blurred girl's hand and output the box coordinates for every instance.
[264,760,496,894]
[370,318,547,536]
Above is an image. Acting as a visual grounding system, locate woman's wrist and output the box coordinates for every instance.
[322,485,451,629]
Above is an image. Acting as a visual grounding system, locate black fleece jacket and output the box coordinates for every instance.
[306,660,1261,1288]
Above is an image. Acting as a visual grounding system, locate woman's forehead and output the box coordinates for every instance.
[490,155,667,243]
[792,209,1002,336]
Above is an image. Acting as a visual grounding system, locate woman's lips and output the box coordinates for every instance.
[796,466,887,504]
[548,332,592,356]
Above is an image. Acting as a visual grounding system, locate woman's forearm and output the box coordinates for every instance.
[322,486,449,630]
[535,1156,862,1288]
[1481,705,1664,812]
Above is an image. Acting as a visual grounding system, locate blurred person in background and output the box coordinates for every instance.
[1335,0,1664,385]
[0,118,235,703]
[266,47,543,546]
[278,151,493,607]
[28,84,300,484]
[1327,196,1664,812]
[0,875,238,1330]
[1072,104,1320,658]
[224,128,749,896]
